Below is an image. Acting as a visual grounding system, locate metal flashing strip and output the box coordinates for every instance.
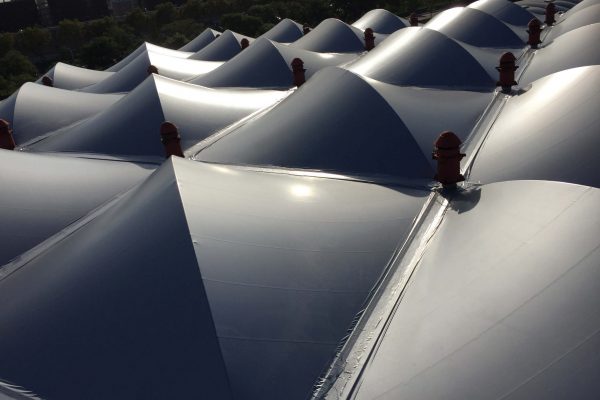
[461,90,509,180]
[312,191,448,399]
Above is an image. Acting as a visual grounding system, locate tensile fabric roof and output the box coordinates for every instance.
[424,6,526,47]
[0,157,428,400]
[0,149,153,265]
[194,67,492,180]
[324,180,600,400]
[470,66,600,188]
[467,0,537,26]
[290,18,371,53]
[259,18,304,42]
[22,74,289,158]
[351,8,409,34]
[189,30,255,61]
[177,28,221,52]
[79,51,222,93]
[0,3,599,400]
[107,41,194,72]
[40,62,114,90]
[519,23,600,85]
[188,38,356,89]
[0,83,122,144]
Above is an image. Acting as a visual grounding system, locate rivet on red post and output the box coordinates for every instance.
[160,121,184,158]
[432,131,465,189]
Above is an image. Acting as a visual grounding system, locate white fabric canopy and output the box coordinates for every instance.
[424,7,526,47]
[345,180,600,400]
[352,9,408,34]
[23,75,289,158]
[189,30,255,61]
[291,18,367,53]
[189,38,357,89]
[0,149,153,265]
[195,67,492,180]
[471,66,600,188]
[0,157,428,400]
[519,23,600,85]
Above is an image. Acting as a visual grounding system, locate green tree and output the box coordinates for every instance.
[125,7,151,34]
[159,19,203,42]
[79,36,121,69]
[203,0,235,21]
[162,32,188,49]
[220,13,263,36]
[247,4,278,23]
[0,33,14,57]
[57,19,84,48]
[57,19,84,62]
[155,2,177,26]
[0,50,38,99]
[84,17,118,40]
[14,26,51,55]
[180,0,203,20]
[109,26,138,53]
[0,50,37,77]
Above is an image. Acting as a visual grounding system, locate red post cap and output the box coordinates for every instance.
[499,52,517,66]
[434,130,462,149]
[240,38,250,49]
[291,58,305,71]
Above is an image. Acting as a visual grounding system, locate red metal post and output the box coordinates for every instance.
[527,18,542,48]
[433,131,465,188]
[545,3,556,26]
[291,58,306,87]
[160,122,184,158]
[364,28,375,51]
[496,52,518,93]
[0,119,16,150]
